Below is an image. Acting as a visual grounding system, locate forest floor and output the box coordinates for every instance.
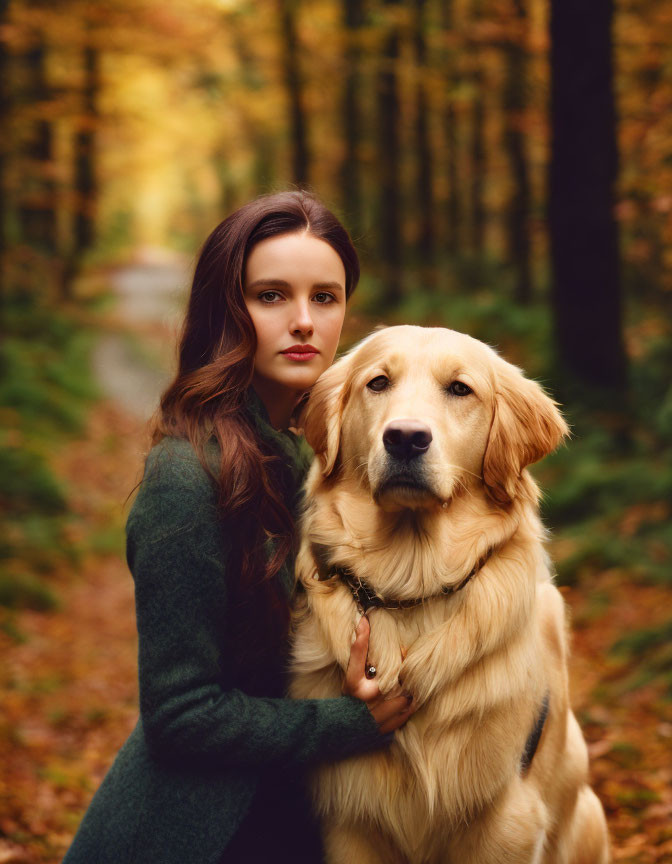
[0,259,671,863]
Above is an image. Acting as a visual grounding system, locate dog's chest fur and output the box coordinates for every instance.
[290,477,551,842]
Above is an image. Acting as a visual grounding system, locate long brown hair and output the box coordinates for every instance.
[152,191,359,687]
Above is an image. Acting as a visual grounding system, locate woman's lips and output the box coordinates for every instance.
[281,345,319,361]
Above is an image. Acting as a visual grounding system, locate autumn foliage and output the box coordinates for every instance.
[1,0,670,860]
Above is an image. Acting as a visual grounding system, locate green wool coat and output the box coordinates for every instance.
[62,390,383,864]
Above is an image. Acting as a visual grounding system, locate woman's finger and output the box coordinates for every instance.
[370,694,412,727]
[374,696,415,735]
[343,616,371,692]
[350,615,369,664]
[377,713,410,736]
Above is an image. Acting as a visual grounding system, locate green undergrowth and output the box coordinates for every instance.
[610,621,672,698]
[543,340,670,696]
[539,337,672,588]
[355,268,552,377]
[0,293,100,621]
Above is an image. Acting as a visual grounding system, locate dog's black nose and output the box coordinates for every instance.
[383,420,433,461]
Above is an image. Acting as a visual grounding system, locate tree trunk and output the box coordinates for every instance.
[414,0,434,271]
[230,29,277,197]
[341,0,363,234]
[470,87,485,253]
[0,0,11,309]
[377,0,402,305]
[549,0,626,391]
[440,0,461,254]
[503,0,532,303]
[19,39,57,258]
[73,43,99,256]
[468,1,486,255]
[279,0,309,186]
[60,35,100,300]
[445,102,460,253]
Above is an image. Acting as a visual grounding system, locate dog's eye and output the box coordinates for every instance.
[366,375,390,392]
[448,381,472,397]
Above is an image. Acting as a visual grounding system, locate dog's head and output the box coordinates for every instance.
[302,326,568,510]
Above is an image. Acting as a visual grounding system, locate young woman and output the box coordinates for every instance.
[62,191,413,864]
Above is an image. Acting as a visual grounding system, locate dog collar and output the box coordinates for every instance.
[312,545,497,614]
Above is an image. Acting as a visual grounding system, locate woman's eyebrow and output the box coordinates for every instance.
[246,278,291,290]
[313,281,345,293]
[246,278,345,292]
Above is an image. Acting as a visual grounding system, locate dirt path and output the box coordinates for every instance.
[92,248,190,419]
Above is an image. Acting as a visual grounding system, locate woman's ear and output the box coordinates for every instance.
[302,355,352,478]
[482,359,570,506]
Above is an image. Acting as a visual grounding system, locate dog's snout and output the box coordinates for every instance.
[383,420,433,461]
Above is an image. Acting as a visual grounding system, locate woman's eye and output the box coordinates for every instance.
[313,292,335,304]
[448,381,473,397]
[366,375,390,392]
[259,291,282,303]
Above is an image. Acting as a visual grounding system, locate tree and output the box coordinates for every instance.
[278,0,309,185]
[467,0,486,255]
[549,0,627,392]
[377,0,402,304]
[229,20,278,195]
[60,21,100,299]
[73,41,99,256]
[18,34,57,259]
[0,0,10,306]
[413,0,434,272]
[341,0,364,234]
[503,0,532,303]
[440,0,461,254]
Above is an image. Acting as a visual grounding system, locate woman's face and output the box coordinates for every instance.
[243,231,347,407]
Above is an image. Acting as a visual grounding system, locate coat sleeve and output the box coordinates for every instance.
[127,440,383,769]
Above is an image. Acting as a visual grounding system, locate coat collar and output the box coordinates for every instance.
[244,386,313,513]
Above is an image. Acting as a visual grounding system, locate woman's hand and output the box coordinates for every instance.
[342,615,415,735]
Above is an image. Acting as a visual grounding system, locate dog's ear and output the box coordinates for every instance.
[482,359,569,506]
[301,355,352,478]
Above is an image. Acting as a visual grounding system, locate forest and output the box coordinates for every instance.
[0,0,671,861]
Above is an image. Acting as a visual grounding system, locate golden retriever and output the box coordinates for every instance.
[289,326,609,864]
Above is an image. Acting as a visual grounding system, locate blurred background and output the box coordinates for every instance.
[0,0,670,861]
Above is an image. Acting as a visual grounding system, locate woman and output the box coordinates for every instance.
[63,191,413,864]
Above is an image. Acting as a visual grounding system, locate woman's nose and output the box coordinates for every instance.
[290,302,314,336]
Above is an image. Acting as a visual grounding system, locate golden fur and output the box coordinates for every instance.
[289,326,609,864]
